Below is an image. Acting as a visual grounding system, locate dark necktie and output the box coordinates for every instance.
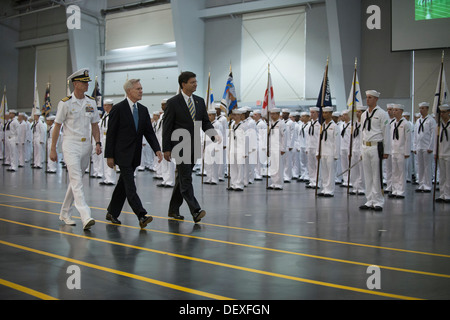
[341,122,350,138]
[233,122,242,140]
[363,109,377,131]
[187,97,196,121]
[268,121,279,137]
[133,103,138,131]
[393,119,403,140]
[320,122,332,141]
[308,120,317,136]
[441,121,449,142]
[353,123,360,138]
[418,117,427,134]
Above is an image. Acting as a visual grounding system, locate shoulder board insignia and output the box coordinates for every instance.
[86,95,95,100]
[61,96,72,102]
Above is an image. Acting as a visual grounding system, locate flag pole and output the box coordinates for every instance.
[347,58,358,195]
[202,71,211,184]
[227,63,232,190]
[433,50,445,207]
[315,57,329,197]
[1,86,6,164]
[266,64,271,189]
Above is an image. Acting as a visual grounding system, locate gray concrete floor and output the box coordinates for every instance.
[0,163,449,301]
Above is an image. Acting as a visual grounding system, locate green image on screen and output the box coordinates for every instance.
[415,0,450,20]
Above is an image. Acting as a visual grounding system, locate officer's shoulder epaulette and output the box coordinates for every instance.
[61,96,72,102]
[86,95,95,100]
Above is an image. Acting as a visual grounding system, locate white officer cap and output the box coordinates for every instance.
[418,102,429,107]
[281,108,290,114]
[309,107,319,112]
[68,68,91,82]
[365,90,380,98]
[323,107,334,112]
[439,104,450,111]
[104,99,114,105]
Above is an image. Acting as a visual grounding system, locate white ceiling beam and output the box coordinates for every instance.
[198,0,323,19]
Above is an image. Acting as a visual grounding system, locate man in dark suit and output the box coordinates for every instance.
[105,79,163,228]
[162,71,222,223]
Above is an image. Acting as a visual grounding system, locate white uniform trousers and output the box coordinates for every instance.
[437,156,450,200]
[229,153,245,190]
[384,155,393,192]
[59,138,93,224]
[18,143,25,166]
[47,142,58,172]
[319,155,335,195]
[33,140,44,167]
[162,158,176,186]
[299,147,309,180]
[269,152,285,189]
[255,147,267,178]
[292,149,300,179]
[8,137,18,170]
[362,145,385,208]
[283,149,293,181]
[102,157,117,184]
[340,150,350,186]
[306,148,318,187]
[391,153,407,196]
[92,149,103,177]
[350,151,365,193]
[416,150,433,191]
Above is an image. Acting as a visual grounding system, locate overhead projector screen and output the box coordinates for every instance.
[392,0,450,51]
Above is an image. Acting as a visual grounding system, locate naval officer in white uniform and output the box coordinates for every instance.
[50,68,102,230]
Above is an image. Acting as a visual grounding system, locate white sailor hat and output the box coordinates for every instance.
[243,106,252,112]
[253,109,261,114]
[281,108,290,114]
[439,104,450,111]
[393,104,404,110]
[270,107,281,113]
[365,90,380,98]
[214,103,222,109]
[403,112,410,116]
[68,68,91,82]
[324,107,334,113]
[19,112,26,116]
[415,113,421,117]
[290,111,299,116]
[47,115,56,121]
[33,109,41,115]
[300,111,309,116]
[9,109,17,114]
[309,107,319,112]
[104,99,114,105]
[386,103,395,109]
[207,109,216,114]
[232,108,244,114]
[152,112,160,116]
[161,98,168,104]
[418,102,429,107]
[341,109,349,115]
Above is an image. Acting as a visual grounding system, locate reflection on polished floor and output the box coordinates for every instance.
[0,164,449,301]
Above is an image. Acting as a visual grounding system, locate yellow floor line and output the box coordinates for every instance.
[0,278,58,300]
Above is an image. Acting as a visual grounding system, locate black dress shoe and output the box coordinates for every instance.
[323,193,334,197]
[168,213,184,220]
[396,195,405,199]
[192,209,206,223]
[139,215,153,228]
[373,206,383,211]
[435,198,445,203]
[359,204,372,210]
[106,213,121,224]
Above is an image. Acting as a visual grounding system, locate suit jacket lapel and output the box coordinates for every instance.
[122,98,137,132]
